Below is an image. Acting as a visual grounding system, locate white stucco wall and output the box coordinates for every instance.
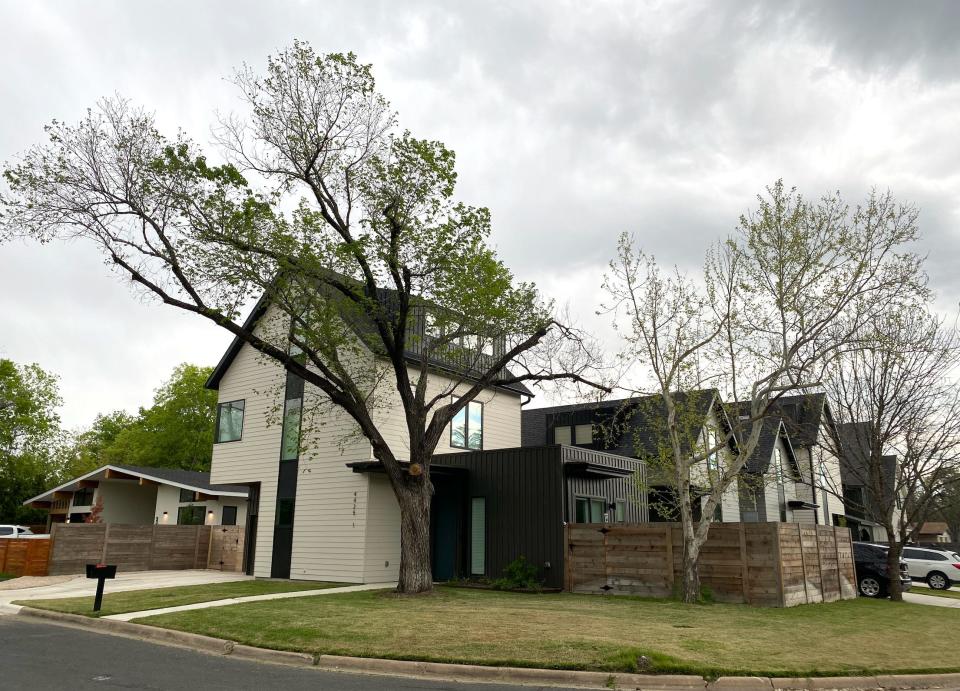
[95,480,157,524]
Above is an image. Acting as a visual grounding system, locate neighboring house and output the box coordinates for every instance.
[732,405,813,524]
[24,464,248,528]
[206,298,645,584]
[916,522,953,544]
[835,421,897,542]
[770,393,848,527]
[521,390,741,523]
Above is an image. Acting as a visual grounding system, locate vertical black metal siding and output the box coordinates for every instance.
[436,446,566,588]
[560,446,648,523]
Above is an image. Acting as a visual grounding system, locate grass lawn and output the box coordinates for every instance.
[0,573,13,581]
[133,587,960,678]
[16,579,342,618]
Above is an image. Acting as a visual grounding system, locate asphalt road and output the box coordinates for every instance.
[0,618,580,691]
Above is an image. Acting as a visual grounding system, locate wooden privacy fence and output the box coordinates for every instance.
[0,539,51,577]
[566,522,857,607]
[47,524,245,576]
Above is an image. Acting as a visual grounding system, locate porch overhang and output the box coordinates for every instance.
[345,460,467,476]
[563,461,634,479]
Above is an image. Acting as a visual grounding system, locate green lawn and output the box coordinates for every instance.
[130,587,960,678]
[17,579,342,617]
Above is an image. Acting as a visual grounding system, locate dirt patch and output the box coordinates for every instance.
[0,575,76,591]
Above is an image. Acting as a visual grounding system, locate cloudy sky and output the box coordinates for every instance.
[1,0,958,429]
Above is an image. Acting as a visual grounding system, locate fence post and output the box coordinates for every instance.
[739,522,750,604]
[773,524,785,607]
[835,527,844,597]
[813,525,825,602]
[100,523,111,564]
[193,525,202,569]
[796,523,810,604]
[664,524,675,591]
[563,524,571,591]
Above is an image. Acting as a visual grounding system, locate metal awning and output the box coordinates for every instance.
[787,500,820,510]
[563,461,634,479]
[345,461,466,476]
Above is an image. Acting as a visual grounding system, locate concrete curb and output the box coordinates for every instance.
[14,607,960,690]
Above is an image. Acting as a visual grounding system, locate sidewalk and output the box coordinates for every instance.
[0,569,250,616]
[106,582,397,621]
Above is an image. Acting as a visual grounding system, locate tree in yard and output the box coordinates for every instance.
[822,306,960,600]
[602,181,924,602]
[0,358,64,523]
[0,43,602,593]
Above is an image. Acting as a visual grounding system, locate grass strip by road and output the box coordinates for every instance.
[15,579,342,617]
[133,586,960,678]
[0,573,13,582]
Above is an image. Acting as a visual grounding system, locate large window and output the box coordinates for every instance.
[73,488,94,506]
[215,400,245,443]
[471,497,486,575]
[178,505,205,525]
[451,399,483,450]
[575,496,606,523]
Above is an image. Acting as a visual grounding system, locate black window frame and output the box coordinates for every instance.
[574,495,606,523]
[177,505,206,525]
[73,487,95,506]
[179,488,196,503]
[450,398,484,451]
[214,399,246,444]
[221,505,238,526]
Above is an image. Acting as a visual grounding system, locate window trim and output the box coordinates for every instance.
[214,399,246,444]
[450,398,484,451]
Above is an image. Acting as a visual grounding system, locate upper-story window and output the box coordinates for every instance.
[73,487,94,507]
[215,400,245,443]
[280,371,304,461]
[553,424,593,446]
[451,399,483,450]
[179,488,196,503]
[774,447,787,522]
[705,429,719,473]
[554,425,572,445]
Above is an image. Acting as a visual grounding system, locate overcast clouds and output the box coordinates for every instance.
[1,0,959,428]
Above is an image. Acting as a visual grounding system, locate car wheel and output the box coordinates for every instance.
[859,576,883,598]
[928,572,950,590]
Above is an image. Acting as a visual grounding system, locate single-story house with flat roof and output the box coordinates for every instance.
[24,464,248,528]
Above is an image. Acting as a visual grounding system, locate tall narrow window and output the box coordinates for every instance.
[471,497,486,575]
[451,399,483,450]
[615,500,626,522]
[706,429,718,473]
[775,448,787,522]
[215,400,245,443]
[280,372,304,461]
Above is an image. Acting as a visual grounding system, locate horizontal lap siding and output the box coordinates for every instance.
[210,333,286,578]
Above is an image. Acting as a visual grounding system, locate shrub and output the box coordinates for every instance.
[491,555,541,591]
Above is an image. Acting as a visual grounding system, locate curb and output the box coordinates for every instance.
[14,607,960,690]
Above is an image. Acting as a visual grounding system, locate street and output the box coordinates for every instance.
[0,618,580,691]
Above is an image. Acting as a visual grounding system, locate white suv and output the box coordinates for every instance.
[0,525,33,538]
[901,546,960,590]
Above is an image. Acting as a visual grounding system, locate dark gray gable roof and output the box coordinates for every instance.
[206,290,532,397]
[836,422,897,492]
[114,464,248,495]
[523,389,728,459]
[771,392,827,448]
[732,402,800,476]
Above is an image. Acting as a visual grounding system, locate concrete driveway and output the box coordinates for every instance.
[0,570,250,615]
[902,581,960,608]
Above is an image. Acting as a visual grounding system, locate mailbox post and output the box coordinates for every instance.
[85,563,117,612]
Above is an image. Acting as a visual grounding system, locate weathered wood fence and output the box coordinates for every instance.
[47,524,245,576]
[565,522,857,607]
[0,539,51,577]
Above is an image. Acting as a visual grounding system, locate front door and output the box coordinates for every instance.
[431,479,462,582]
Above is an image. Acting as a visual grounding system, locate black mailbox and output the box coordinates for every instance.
[86,563,117,579]
[85,563,117,612]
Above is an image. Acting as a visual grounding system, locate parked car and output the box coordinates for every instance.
[0,525,47,539]
[901,546,960,590]
[852,542,912,598]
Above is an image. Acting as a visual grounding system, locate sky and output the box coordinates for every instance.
[1,0,959,429]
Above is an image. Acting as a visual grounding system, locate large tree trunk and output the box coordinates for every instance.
[396,480,433,594]
[677,480,703,603]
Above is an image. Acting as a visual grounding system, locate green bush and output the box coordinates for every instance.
[491,556,541,591]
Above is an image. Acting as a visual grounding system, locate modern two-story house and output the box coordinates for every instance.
[206,297,645,587]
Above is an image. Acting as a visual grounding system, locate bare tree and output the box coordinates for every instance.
[603,181,924,602]
[0,44,605,593]
[823,306,960,599]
